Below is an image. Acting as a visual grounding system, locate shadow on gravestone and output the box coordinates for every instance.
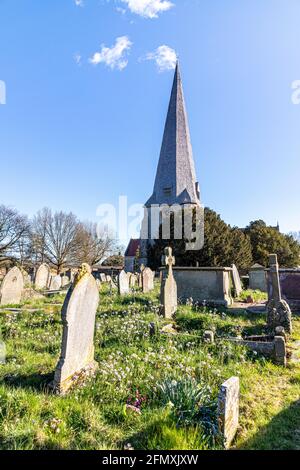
[50,264,99,394]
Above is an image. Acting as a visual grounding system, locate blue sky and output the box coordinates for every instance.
[0,0,300,237]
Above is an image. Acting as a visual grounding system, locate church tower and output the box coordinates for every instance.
[139,62,202,266]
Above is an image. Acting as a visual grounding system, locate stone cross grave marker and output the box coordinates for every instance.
[160,247,177,319]
[52,264,99,394]
[267,254,292,334]
[0,267,24,306]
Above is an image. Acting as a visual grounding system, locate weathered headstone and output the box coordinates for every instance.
[52,264,99,394]
[118,270,130,295]
[218,376,240,449]
[160,247,177,319]
[267,254,292,334]
[0,267,24,306]
[49,275,62,291]
[142,267,154,293]
[249,264,267,292]
[35,263,50,290]
[129,274,137,288]
[100,273,107,283]
[203,330,214,344]
[61,275,70,288]
[231,264,242,297]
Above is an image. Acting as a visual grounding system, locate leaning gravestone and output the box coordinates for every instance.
[160,247,177,319]
[35,263,50,290]
[142,268,154,293]
[0,267,24,306]
[267,254,292,334]
[231,264,243,297]
[49,275,62,291]
[118,270,130,295]
[52,264,99,394]
[218,376,240,449]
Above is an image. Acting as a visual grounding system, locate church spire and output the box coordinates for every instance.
[146,62,200,207]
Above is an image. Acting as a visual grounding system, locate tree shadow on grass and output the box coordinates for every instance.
[2,372,54,393]
[237,399,300,450]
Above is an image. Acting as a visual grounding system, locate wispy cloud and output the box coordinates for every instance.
[145,45,177,71]
[120,0,174,19]
[74,0,84,6]
[73,53,82,66]
[89,36,132,70]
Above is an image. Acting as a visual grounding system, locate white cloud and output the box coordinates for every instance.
[120,0,174,19]
[74,0,84,6]
[145,45,177,72]
[89,36,132,70]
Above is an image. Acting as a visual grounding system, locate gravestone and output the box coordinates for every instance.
[129,274,137,288]
[267,254,292,334]
[142,268,154,293]
[100,273,107,283]
[49,275,62,291]
[160,247,177,319]
[218,376,240,449]
[35,263,50,290]
[118,270,130,295]
[52,264,99,394]
[0,267,24,306]
[231,264,242,297]
[249,264,267,292]
[61,276,70,288]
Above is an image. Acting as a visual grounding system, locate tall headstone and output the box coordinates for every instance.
[160,247,177,319]
[118,270,130,295]
[231,264,242,297]
[267,254,292,334]
[49,275,62,291]
[52,264,99,394]
[0,267,24,306]
[218,377,240,449]
[35,263,50,290]
[142,268,154,293]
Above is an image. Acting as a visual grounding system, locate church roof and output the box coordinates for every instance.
[125,239,141,257]
[146,62,200,207]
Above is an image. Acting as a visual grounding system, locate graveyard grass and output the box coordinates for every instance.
[0,284,300,450]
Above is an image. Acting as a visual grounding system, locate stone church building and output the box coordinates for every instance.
[125,62,202,271]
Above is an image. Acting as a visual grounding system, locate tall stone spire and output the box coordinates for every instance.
[146,62,200,207]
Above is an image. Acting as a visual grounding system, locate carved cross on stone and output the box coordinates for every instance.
[162,247,175,277]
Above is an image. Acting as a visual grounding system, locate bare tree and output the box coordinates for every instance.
[31,208,80,273]
[75,222,116,267]
[0,205,29,262]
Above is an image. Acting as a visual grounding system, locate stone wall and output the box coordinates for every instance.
[267,269,300,314]
[164,267,233,307]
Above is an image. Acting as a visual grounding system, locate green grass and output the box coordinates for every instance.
[0,284,300,450]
